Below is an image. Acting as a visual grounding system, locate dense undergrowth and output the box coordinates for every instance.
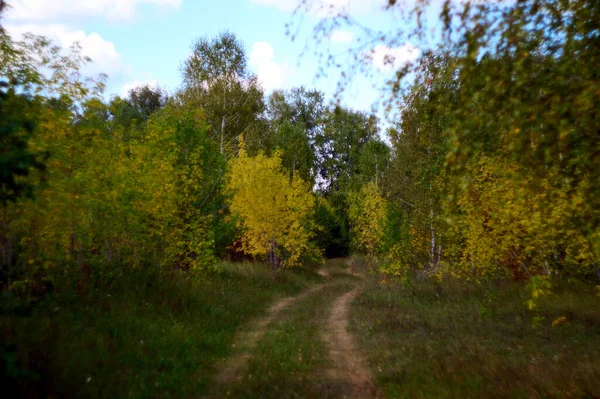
[0,262,320,398]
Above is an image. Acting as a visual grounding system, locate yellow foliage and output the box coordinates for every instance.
[552,316,568,328]
[348,182,387,264]
[446,156,597,281]
[381,243,410,279]
[226,140,316,268]
[6,101,218,276]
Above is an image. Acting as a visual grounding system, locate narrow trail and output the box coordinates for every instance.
[212,258,382,398]
[215,284,324,385]
[323,288,382,398]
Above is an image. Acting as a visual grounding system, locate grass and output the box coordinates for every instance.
[218,279,359,398]
[350,272,600,398]
[0,261,321,398]
[4,256,598,398]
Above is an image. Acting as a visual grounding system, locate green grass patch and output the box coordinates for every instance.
[350,274,600,398]
[220,280,357,399]
[0,261,321,398]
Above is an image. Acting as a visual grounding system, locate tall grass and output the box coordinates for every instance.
[350,274,600,398]
[0,261,320,398]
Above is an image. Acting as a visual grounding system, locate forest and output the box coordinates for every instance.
[1,0,599,397]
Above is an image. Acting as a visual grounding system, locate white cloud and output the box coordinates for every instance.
[249,41,292,92]
[6,24,125,76]
[120,80,160,97]
[249,0,298,12]
[249,0,387,16]
[330,29,353,43]
[5,0,181,22]
[370,43,420,71]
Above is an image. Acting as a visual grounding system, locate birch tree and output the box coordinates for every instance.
[226,140,316,275]
[181,31,264,156]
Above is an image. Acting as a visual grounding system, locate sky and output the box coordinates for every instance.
[3,0,424,116]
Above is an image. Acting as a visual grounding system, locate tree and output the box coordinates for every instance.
[348,181,387,267]
[263,87,325,184]
[0,27,107,284]
[313,196,350,258]
[316,106,379,194]
[357,138,390,189]
[0,16,46,204]
[0,76,46,204]
[382,53,453,276]
[104,85,167,142]
[226,140,316,275]
[181,31,264,156]
[300,0,600,281]
[143,104,226,270]
[118,84,167,127]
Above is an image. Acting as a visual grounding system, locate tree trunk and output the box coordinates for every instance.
[220,115,226,154]
[220,82,227,154]
[269,238,280,279]
[430,208,435,266]
[1,204,12,270]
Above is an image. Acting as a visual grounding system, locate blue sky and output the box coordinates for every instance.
[4,0,424,115]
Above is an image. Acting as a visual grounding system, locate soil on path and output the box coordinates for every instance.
[212,258,382,398]
[323,288,382,398]
[215,284,324,385]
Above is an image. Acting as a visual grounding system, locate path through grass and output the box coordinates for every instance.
[208,258,374,398]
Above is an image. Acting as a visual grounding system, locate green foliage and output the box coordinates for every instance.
[105,84,167,136]
[0,31,230,294]
[181,31,265,156]
[369,1,600,282]
[144,104,226,270]
[0,80,45,204]
[0,30,107,284]
[0,29,46,204]
[525,275,552,311]
[380,53,451,278]
[263,87,324,185]
[316,106,380,193]
[348,182,387,265]
[3,2,600,395]
[303,0,600,283]
[313,196,350,258]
